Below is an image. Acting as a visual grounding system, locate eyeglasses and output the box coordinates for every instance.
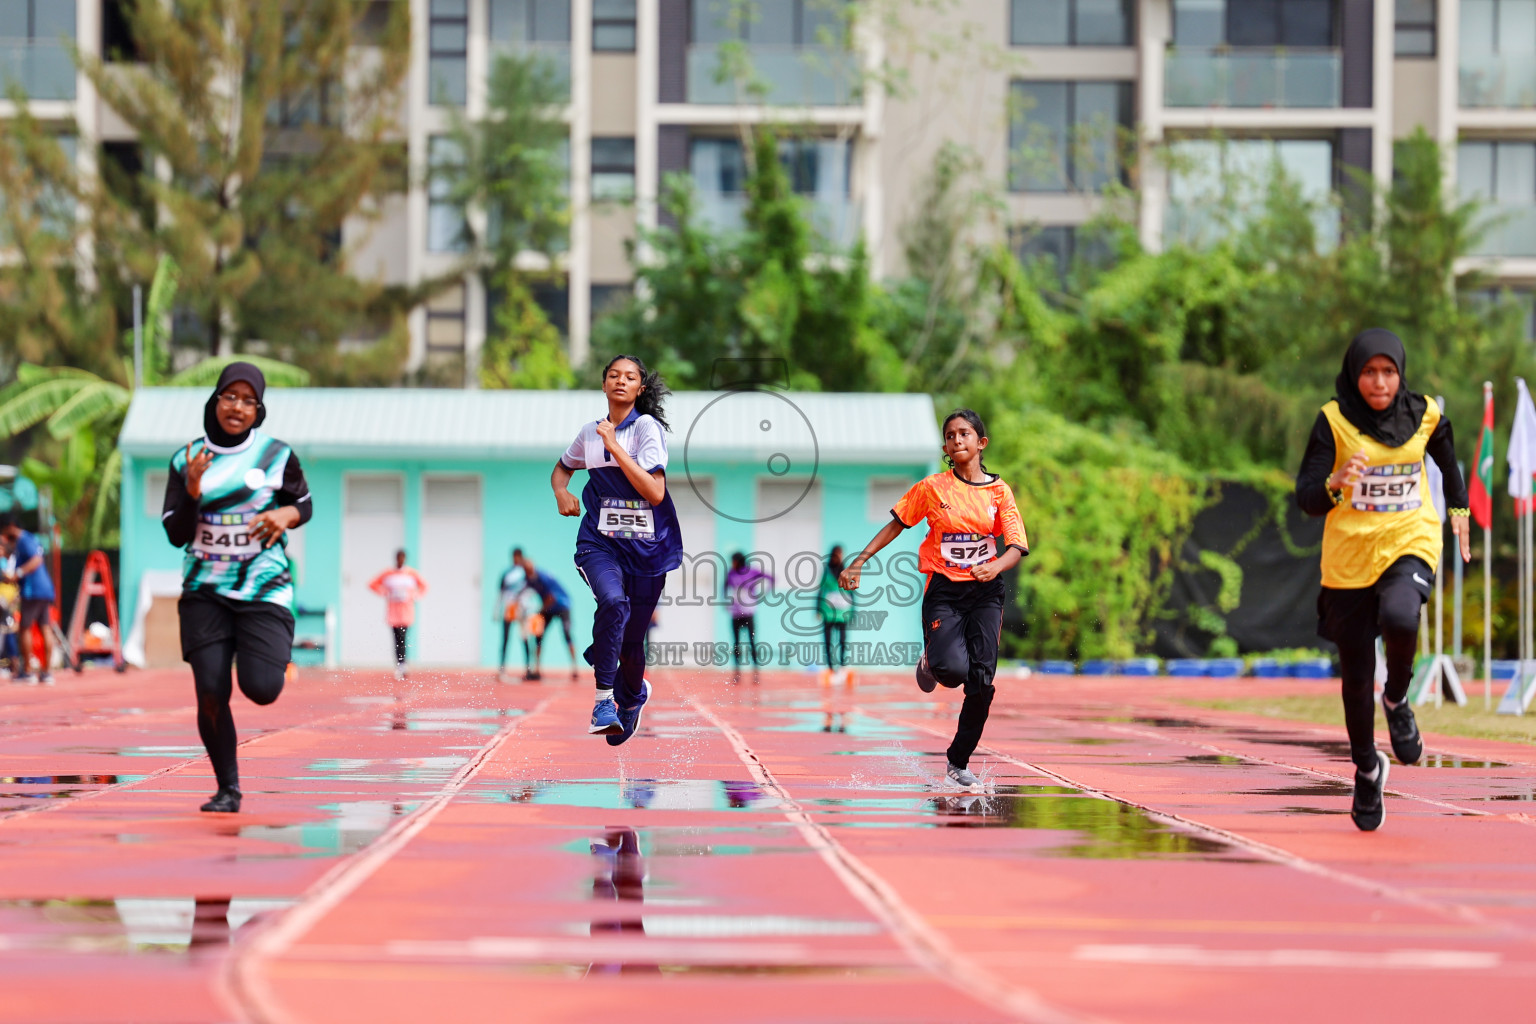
[218,393,259,410]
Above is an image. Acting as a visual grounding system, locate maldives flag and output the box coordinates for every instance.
[1471,387,1495,529]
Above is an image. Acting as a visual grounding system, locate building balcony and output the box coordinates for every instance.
[488,40,571,100]
[1461,55,1536,109]
[0,38,75,102]
[1164,48,1340,109]
[1469,203,1536,258]
[694,190,860,248]
[686,44,857,107]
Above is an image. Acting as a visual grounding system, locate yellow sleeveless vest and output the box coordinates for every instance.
[1319,398,1442,589]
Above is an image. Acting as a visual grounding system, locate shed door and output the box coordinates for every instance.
[754,479,823,655]
[416,475,483,666]
[341,475,405,667]
[656,477,716,663]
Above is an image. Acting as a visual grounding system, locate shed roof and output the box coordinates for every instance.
[119,388,941,464]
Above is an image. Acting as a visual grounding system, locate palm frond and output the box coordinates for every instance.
[46,380,131,440]
[168,354,312,388]
[89,448,122,549]
[0,378,93,438]
[16,363,98,385]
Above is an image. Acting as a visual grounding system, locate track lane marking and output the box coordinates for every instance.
[224,698,553,1024]
[692,698,1096,1024]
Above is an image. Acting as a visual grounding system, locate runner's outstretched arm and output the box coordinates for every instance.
[838,518,908,591]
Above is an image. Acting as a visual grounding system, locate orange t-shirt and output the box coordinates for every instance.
[891,471,1028,582]
[370,567,428,628]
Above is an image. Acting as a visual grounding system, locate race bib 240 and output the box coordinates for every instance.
[191,512,262,562]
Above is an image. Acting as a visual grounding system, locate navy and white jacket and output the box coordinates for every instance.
[560,409,683,577]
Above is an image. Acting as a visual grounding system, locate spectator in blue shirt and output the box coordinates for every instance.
[512,551,576,681]
[0,514,55,684]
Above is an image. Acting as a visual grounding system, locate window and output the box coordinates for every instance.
[1011,224,1115,281]
[101,141,153,229]
[532,279,569,337]
[689,136,851,198]
[1166,138,1337,244]
[1458,140,1536,203]
[144,471,168,518]
[0,0,75,99]
[1465,287,1536,341]
[425,282,466,356]
[1010,0,1133,46]
[1462,0,1536,56]
[1172,0,1335,47]
[592,137,636,200]
[593,0,636,51]
[428,0,468,107]
[101,0,142,61]
[867,478,912,522]
[692,0,845,47]
[1395,0,1435,55]
[427,135,467,252]
[591,283,631,318]
[491,0,572,44]
[1008,81,1132,192]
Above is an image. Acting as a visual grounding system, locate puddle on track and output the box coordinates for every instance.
[238,800,414,858]
[0,896,296,954]
[487,779,773,812]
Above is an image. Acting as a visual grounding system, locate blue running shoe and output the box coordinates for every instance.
[608,678,652,747]
[589,696,622,735]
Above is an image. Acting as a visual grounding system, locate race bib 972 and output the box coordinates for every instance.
[1351,462,1423,514]
[942,532,997,569]
[191,512,262,562]
[598,498,656,541]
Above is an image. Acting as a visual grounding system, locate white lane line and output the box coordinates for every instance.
[693,699,1096,1024]
[1074,944,1502,970]
[225,698,553,1024]
[879,713,1524,939]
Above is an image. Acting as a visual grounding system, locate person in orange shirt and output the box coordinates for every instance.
[370,550,428,679]
[838,409,1028,789]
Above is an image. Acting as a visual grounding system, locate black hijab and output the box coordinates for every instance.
[1333,329,1428,448]
[203,361,267,448]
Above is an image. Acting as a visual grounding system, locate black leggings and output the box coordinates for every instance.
[501,619,529,669]
[823,621,847,669]
[186,640,286,792]
[731,616,761,667]
[392,626,408,666]
[922,574,1005,770]
[1320,556,1431,771]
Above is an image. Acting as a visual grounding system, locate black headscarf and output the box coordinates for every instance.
[1333,329,1428,448]
[203,362,267,448]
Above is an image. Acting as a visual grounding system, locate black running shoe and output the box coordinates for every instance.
[200,787,242,814]
[1350,752,1389,832]
[915,653,937,693]
[1384,699,1423,766]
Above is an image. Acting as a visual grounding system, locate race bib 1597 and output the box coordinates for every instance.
[1351,462,1423,514]
[598,498,656,540]
[942,532,997,568]
[191,512,262,562]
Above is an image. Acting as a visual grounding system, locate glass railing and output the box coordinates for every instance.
[1164,48,1340,108]
[1460,54,1536,108]
[1468,203,1536,258]
[487,40,571,99]
[686,44,858,106]
[693,190,861,248]
[0,38,75,101]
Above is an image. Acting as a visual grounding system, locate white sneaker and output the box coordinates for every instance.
[946,762,979,788]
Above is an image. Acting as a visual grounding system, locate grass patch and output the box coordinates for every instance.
[1185,694,1536,748]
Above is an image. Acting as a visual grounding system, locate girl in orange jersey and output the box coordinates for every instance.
[838,409,1028,788]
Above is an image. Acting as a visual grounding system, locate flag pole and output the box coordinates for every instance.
[1484,380,1493,711]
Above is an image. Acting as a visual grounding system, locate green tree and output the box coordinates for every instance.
[443,50,573,389]
[69,0,414,373]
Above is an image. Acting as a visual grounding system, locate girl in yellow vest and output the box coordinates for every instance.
[1296,329,1470,832]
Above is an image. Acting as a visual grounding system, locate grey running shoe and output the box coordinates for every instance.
[946,762,979,788]
[916,653,938,693]
[1384,699,1423,766]
[1350,751,1390,832]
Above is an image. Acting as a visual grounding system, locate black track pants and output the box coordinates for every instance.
[921,574,1005,770]
[185,640,286,792]
[1318,556,1432,771]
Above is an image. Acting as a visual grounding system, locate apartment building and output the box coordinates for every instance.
[4,0,1534,379]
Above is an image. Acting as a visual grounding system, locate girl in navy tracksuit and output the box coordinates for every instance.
[551,355,683,747]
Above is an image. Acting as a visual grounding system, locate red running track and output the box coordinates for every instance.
[2,667,1535,1023]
